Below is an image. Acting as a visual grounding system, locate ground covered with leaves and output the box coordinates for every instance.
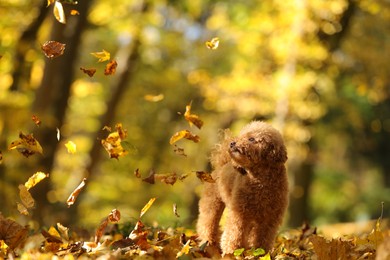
[1,203,389,259]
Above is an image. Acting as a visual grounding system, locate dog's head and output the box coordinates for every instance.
[228,121,287,170]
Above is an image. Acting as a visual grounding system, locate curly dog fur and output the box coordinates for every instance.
[196,121,289,255]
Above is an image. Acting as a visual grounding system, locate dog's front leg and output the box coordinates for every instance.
[196,183,225,246]
[220,208,245,255]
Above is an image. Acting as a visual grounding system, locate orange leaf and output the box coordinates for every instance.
[184,102,203,129]
[41,41,66,59]
[104,60,118,75]
[108,209,121,223]
[140,198,156,218]
[70,9,79,15]
[31,115,41,127]
[169,130,200,145]
[196,171,216,183]
[66,178,86,207]
[80,67,96,77]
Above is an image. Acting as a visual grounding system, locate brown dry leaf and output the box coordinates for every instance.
[205,37,219,50]
[128,220,150,250]
[108,209,121,223]
[53,1,66,24]
[91,49,110,62]
[80,67,96,77]
[140,198,156,218]
[95,218,109,243]
[66,178,86,207]
[32,115,41,127]
[142,170,155,184]
[101,123,128,159]
[173,145,187,157]
[184,102,203,129]
[169,130,200,145]
[155,173,178,185]
[70,9,79,15]
[173,203,180,218]
[104,60,118,75]
[0,214,28,250]
[310,235,354,260]
[134,168,141,178]
[144,94,164,102]
[19,184,35,209]
[41,40,66,59]
[196,171,216,183]
[9,132,43,158]
[25,171,49,190]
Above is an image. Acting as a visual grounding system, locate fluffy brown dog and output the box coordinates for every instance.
[196,121,289,255]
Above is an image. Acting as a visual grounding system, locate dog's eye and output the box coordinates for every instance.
[248,137,256,142]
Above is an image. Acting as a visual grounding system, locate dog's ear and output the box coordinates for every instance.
[263,142,287,164]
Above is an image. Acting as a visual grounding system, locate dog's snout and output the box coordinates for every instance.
[230,141,236,148]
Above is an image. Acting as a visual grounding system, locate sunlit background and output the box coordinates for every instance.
[1,0,389,231]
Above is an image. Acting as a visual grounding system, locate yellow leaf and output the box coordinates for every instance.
[176,239,191,258]
[16,202,29,216]
[70,9,79,15]
[140,198,156,218]
[53,1,66,24]
[65,141,77,154]
[184,102,203,129]
[25,171,49,190]
[9,132,43,158]
[144,94,164,102]
[205,37,219,50]
[101,123,128,159]
[90,49,110,62]
[169,130,200,145]
[47,0,55,7]
[18,185,34,209]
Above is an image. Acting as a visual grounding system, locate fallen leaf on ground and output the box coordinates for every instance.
[41,41,66,59]
[0,214,28,250]
[169,130,200,145]
[66,178,87,207]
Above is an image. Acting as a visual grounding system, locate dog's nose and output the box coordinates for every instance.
[230,141,236,148]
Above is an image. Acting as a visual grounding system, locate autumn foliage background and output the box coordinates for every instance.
[1,0,390,258]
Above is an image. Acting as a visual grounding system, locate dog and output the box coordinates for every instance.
[196,121,289,255]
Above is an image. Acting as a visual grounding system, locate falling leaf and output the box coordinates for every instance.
[16,203,29,216]
[205,37,219,50]
[25,171,49,190]
[0,214,28,250]
[0,151,2,165]
[142,170,155,184]
[128,220,150,250]
[178,173,189,181]
[173,204,180,218]
[41,41,66,59]
[155,173,178,185]
[65,141,77,154]
[95,218,109,243]
[80,67,96,77]
[140,198,156,218]
[184,102,203,129]
[134,168,141,178]
[144,94,164,102]
[56,127,61,141]
[104,60,118,75]
[19,184,34,209]
[53,1,66,24]
[101,123,128,159]
[90,49,110,62]
[9,132,43,158]
[196,171,216,183]
[102,125,112,132]
[70,9,79,15]
[32,115,41,127]
[66,178,86,207]
[47,0,55,7]
[173,145,187,157]
[169,130,200,145]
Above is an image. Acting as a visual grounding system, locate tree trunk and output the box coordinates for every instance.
[30,0,92,226]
